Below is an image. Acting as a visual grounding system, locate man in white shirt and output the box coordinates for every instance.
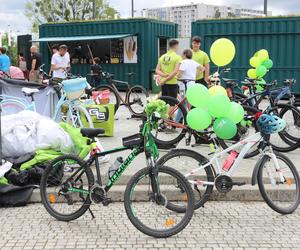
[51,44,70,81]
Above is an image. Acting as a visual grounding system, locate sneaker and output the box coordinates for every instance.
[98,155,110,164]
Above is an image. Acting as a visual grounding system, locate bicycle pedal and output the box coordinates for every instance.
[102,198,112,206]
[232,182,246,186]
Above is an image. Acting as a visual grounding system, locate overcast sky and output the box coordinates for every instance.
[0,0,299,35]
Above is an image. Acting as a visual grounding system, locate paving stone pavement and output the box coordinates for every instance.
[1,202,300,250]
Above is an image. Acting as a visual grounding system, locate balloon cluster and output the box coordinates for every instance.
[247,49,273,79]
[186,84,245,140]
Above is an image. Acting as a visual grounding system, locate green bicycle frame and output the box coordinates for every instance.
[64,119,159,195]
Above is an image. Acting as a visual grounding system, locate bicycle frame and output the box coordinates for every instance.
[62,120,159,196]
[107,79,131,105]
[185,132,284,186]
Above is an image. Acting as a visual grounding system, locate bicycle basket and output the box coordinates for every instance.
[122,133,144,149]
[62,78,88,100]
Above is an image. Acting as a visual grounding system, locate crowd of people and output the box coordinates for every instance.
[155,36,210,100]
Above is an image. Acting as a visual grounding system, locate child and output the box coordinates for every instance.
[90,57,102,87]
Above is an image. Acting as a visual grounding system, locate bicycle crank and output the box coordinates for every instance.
[215,175,246,193]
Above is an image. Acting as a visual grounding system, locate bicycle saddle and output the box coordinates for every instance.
[81,128,105,138]
[126,72,136,76]
[223,78,238,83]
[22,87,39,95]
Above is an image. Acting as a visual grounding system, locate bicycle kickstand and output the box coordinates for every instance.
[88,207,96,220]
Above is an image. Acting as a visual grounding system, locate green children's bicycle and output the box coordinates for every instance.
[40,99,194,238]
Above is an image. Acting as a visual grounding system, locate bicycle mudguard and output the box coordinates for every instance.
[251,155,267,185]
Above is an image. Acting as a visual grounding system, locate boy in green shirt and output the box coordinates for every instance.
[192,36,210,87]
[155,40,182,99]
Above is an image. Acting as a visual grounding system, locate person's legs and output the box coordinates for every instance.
[175,82,185,123]
[196,78,207,88]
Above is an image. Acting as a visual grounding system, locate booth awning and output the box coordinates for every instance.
[32,34,133,42]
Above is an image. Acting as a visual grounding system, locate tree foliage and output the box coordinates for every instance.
[25,0,119,32]
[214,8,221,18]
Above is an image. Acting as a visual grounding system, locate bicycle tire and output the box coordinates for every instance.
[268,103,300,152]
[278,103,300,143]
[93,85,120,114]
[257,152,300,214]
[40,154,94,221]
[0,99,27,115]
[126,85,149,117]
[157,149,215,210]
[151,96,187,147]
[124,166,194,238]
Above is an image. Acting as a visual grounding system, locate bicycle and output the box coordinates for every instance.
[0,79,94,128]
[157,113,300,215]
[39,101,194,238]
[224,78,300,153]
[88,72,149,117]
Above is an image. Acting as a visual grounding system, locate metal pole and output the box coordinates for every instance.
[131,0,134,18]
[264,0,268,16]
[93,0,96,19]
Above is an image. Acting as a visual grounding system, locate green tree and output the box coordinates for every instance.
[1,34,17,65]
[214,8,221,18]
[25,0,119,32]
[228,12,236,18]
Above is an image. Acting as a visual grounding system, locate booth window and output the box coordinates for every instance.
[48,35,138,65]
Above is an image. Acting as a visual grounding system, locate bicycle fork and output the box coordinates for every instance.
[147,155,166,206]
[264,148,285,185]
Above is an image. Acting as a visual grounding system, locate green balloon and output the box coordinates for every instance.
[256,65,267,77]
[262,59,273,69]
[213,117,237,140]
[208,95,230,118]
[187,108,212,131]
[186,84,210,108]
[225,102,245,124]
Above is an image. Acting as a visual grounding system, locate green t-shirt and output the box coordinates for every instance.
[159,50,182,84]
[192,50,210,80]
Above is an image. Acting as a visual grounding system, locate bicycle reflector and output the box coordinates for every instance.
[254,111,264,121]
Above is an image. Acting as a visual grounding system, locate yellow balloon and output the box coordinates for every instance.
[208,85,227,96]
[247,69,257,79]
[210,38,236,67]
[249,57,261,68]
[257,49,269,61]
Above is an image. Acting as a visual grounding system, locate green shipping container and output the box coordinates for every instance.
[37,18,177,90]
[192,16,300,92]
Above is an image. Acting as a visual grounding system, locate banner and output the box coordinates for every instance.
[124,36,138,63]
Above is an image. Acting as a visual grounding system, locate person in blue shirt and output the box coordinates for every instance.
[0,47,11,74]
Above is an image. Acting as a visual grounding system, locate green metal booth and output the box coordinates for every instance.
[35,18,178,90]
[192,16,300,91]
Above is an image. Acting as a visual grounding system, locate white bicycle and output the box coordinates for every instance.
[157,114,300,214]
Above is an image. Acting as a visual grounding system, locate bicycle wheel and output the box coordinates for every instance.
[268,104,300,152]
[93,85,120,114]
[0,99,26,115]
[151,96,187,147]
[257,152,300,214]
[40,155,94,221]
[218,105,261,158]
[126,85,149,116]
[157,149,215,210]
[124,166,194,238]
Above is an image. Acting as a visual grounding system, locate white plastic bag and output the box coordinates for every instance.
[1,111,73,158]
